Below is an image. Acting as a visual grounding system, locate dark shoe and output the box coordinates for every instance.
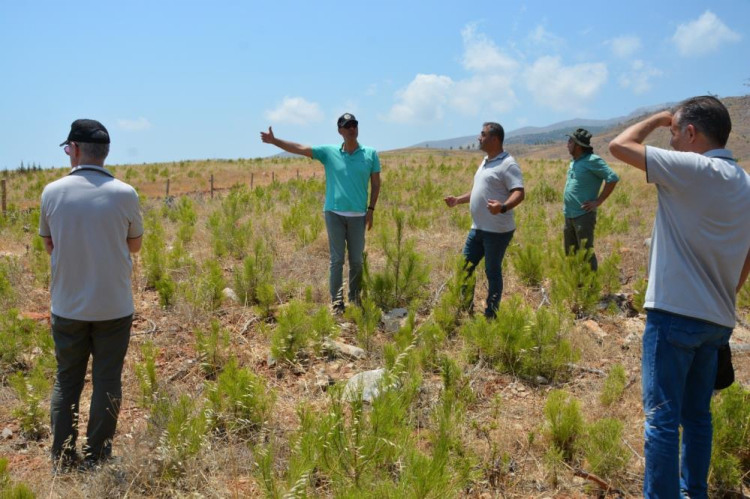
[51,451,81,476]
[332,302,346,316]
[78,454,119,472]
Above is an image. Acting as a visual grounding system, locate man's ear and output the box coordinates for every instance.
[686,124,698,143]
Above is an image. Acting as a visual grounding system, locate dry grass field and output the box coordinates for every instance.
[1,111,749,497]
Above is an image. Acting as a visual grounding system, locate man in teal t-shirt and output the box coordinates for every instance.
[562,128,619,271]
[261,113,381,312]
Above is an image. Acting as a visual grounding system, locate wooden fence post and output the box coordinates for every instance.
[297,169,299,180]
[251,172,254,189]
[1,179,6,216]
[210,174,214,199]
[165,178,170,197]
[272,171,275,183]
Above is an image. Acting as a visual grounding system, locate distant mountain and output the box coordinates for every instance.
[409,101,675,151]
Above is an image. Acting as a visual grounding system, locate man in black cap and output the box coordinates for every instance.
[562,128,619,271]
[261,114,381,312]
[40,119,143,471]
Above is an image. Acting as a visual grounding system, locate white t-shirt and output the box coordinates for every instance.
[469,152,524,234]
[645,147,750,328]
[39,165,143,321]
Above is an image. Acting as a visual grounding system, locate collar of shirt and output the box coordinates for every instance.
[571,152,594,164]
[68,165,114,178]
[339,142,362,155]
[482,151,509,168]
[704,149,735,161]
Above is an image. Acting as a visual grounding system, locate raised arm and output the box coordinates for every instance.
[260,126,312,158]
[609,111,673,171]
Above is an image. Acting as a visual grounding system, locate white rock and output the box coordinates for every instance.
[343,368,386,403]
[222,287,239,303]
[1,427,12,439]
[323,338,366,360]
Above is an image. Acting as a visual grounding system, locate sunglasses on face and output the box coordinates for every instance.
[343,122,358,129]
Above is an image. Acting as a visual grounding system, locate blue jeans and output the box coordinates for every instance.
[641,309,732,498]
[324,211,366,306]
[461,228,514,318]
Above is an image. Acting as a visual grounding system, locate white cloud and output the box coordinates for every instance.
[672,11,741,57]
[619,59,662,94]
[364,83,378,96]
[608,35,642,58]
[265,97,324,125]
[386,74,454,123]
[524,56,608,113]
[528,25,563,47]
[117,117,152,131]
[461,24,519,73]
[452,75,517,115]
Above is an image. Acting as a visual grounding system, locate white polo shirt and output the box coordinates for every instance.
[39,165,143,321]
[645,147,750,328]
[469,152,524,234]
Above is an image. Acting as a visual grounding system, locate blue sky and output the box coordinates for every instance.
[1,0,747,169]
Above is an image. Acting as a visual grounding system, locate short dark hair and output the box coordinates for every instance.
[79,142,110,162]
[483,122,505,144]
[674,96,732,147]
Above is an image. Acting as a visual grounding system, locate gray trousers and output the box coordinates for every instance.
[50,314,132,461]
[563,211,598,271]
[324,211,366,306]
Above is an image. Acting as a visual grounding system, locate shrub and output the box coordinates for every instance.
[512,242,545,287]
[550,246,601,316]
[205,356,275,436]
[544,390,583,461]
[0,309,54,374]
[600,364,628,406]
[345,296,381,351]
[581,418,629,480]
[233,239,273,306]
[521,305,576,382]
[281,201,324,247]
[135,341,159,408]
[195,319,230,379]
[632,276,648,313]
[0,458,34,498]
[141,212,167,288]
[271,300,313,362]
[10,364,50,439]
[152,394,208,480]
[366,209,430,310]
[0,258,15,308]
[433,255,475,335]
[710,383,750,491]
[598,249,622,296]
[29,235,50,287]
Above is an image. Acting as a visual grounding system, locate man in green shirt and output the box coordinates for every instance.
[562,128,619,271]
[261,113,381,312]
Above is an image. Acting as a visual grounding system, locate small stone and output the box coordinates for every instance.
[644,238,652,248]
[322,338,366,360]
[267,354,277,367]
[222,288,239,303]
[382,308,409,333]
[343,368,386,403]
[535,376,550,385]
[1,427,12,440]
[582,319,607,339]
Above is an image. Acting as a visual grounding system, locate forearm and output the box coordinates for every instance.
[456,191,472,204]
[596,181,617,204]
[609,111,672,171]
[369,179,381,208]
[504,189,525,210]
[738,247,750,293]
[270,137,312,158]
[127,236,143,253]
[42,236,53,255]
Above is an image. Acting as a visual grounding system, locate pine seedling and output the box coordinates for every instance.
[581,418,629,480]
[544,390,584,461]
[10,364,50,439]
[135,341,160,408]
[600,364,628,407]
[195,319,230,379]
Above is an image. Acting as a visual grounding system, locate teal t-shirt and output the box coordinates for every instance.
[563,153,619,218]
[311,144,381,212]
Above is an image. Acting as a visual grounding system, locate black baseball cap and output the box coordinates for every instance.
[337,113,358,128]
[60,119,110,146]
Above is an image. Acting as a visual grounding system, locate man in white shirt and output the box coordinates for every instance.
[610,96,750,498]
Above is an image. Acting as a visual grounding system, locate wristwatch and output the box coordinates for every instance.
[500,203,507,214]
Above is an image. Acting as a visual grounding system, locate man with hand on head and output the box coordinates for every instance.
[610,96,750,498]
[444,122,525,319]
[562,128,619,271]
[260,113,381,314]
[40,119,143,472]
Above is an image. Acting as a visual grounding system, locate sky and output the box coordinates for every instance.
[1,0,748,170]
